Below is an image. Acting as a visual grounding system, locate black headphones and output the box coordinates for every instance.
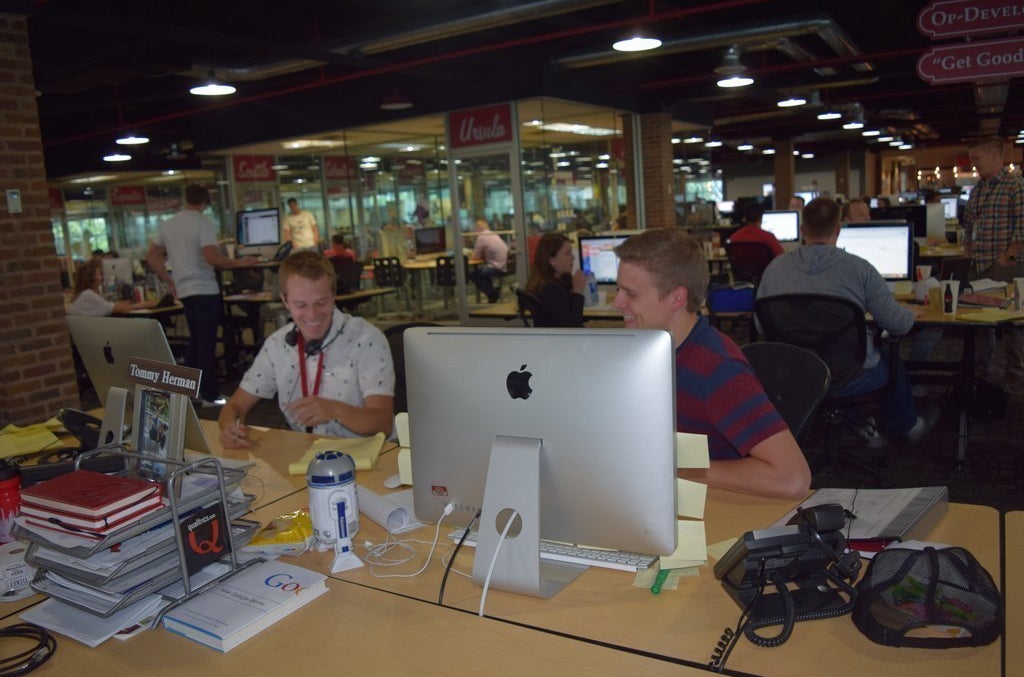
[285,319,341,356]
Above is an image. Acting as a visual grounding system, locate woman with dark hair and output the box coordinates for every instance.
[524,233,586,327]
[67,259,154,316]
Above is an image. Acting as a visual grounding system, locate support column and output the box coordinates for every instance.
[835,150,850,200]
[773,139,795,210]
[0,13,78,425]
[622,113,675,229]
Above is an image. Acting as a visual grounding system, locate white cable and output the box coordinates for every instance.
[478,509,519,618]
[363,507,451,579]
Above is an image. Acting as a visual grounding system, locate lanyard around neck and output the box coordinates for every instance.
[297,334,325,398]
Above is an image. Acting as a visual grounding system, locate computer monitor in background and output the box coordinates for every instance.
[940,196,959,219]
[413,226,446,255]
[794,191,816,206]
[407,326,677,598]
[66,316,211,454]
[716,200,735,217]
[578,234,629,284]
[236,208,281,247]
[871,204,927,238]
[836,221,914,281]
[760,210,800,242]
[101,257,134,286]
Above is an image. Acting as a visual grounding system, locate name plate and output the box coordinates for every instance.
[126,357,202,398]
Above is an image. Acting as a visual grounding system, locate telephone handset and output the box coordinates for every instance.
[57,408,103,450]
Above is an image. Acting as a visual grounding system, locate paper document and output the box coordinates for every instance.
[968,278,1007,292]
[288,433,385,475]
[359,487,423,534]
[21,594,166,647]
[772,487,948,541]
[0,423,60,458]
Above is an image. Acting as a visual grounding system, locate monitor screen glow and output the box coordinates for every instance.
[940,196,958,219]
[413,226,446,255]
[760,210,800,242]
[578,235,629,284]
[236,208,281,247]
[836,221,913,281]
[716,200,735,215]
[407,326,678,557]
[101,257,134,285]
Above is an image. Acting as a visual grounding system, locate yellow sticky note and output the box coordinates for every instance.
[288,433,385,475]
[707,538,738,564]
[676,477,707,519]
[395,412,410,448]
[676,432,709,469]
[660,520,707,569]
[397,447,413,486]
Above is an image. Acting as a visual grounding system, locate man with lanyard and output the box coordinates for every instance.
[963,136,1024,390]
[218,250,394,447]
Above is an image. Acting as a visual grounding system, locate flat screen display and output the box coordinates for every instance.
[940,196,958,219]
[237,208,281,246]
[871,204,926,237]
[716,200,735,215]
[578,235,629,284]
[760,210,800,242]
[414,226,446,255]
[836,221,913,281]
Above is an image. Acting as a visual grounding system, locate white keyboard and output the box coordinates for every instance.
[447,530,657,572]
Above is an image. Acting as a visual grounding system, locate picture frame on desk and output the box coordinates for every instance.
[131,386,186,484]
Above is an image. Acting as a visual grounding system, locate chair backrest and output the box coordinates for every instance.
[741,342,830,442]
[372,257,405,287]
[504,251,517,276]
[435,256,457,288]
[383,322,441,413]
[754,293,866,390]
[514,288,549,327]
[938,255,972,286]
[725,241,775,285]
[331,258,362,294]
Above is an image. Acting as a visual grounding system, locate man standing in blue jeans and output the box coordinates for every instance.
[147,185,257,406]
[757,197,939,448]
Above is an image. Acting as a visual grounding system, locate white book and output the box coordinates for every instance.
[162,560,328,652]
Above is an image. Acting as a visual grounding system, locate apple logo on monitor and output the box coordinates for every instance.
[103,341,115,365]
[506,364,532,400]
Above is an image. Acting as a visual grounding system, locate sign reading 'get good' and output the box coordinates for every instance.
[917,36,1024,83]
[918,0,1024,38]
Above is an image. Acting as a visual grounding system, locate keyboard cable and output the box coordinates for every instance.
[478,509,519,618]
[438,510,480,606]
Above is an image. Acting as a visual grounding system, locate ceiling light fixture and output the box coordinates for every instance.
[704,139,723,148]
[380,89,414,111]
[878,134,894,142]
[862,129,881,137]
[842,103,865,130]
[115,133,149,145]
[777,94,807,108]
[683,134,704,144]
[612,33,662,52]
[715,45,753,88]
[189,72,236,96]
[736,142,754,151]
[103,151,131,162]
[817,109,842,121]
[842,118,865,130]
[762,148,776,155]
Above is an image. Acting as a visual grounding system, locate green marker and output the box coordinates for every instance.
[651,568,669,594]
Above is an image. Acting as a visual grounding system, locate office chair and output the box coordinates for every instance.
[434,256,467,309]
[331,258,363,295]
[725,241,775,286]
[754,294,903,484]
[741,342,830,443]
[514,288,549,327]
[372,257,410,311]
[383,322,441,413]
[937,256,972,286]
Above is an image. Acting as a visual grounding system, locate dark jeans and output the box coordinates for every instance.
[469,265,504,301]
[182,294,223,400]
[829,353,918,437]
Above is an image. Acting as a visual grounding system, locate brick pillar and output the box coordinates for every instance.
[622,113,675,229]
[835,150,850,199]
[773,139,796,210]
[0,14,78,425]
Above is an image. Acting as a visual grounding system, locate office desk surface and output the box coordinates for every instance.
[1006,511,1022,676]
[222,288,394,305]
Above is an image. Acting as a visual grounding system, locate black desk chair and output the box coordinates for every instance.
[372,257,409,311]
[938,256,973,286]
[514,288,549,327]
[725,241,775,286]
[384,322,441,413]
[741,342,830,444]
[754,293,903,484]
[331,258,362,295]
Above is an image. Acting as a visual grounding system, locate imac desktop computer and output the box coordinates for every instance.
[406,326,678,598]
[236,208,281,257]
[759,210,801,243]
[66,316,211,454]
[836,221,914,283]
[577,234,630,285]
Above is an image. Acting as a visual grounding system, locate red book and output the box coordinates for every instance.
[20,470,161,518]
[20,494,164,530]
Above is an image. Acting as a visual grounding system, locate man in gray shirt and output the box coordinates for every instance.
[757,197,937,447]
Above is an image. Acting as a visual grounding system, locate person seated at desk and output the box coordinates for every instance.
[525,233,585,327]
[612,228,810,500]
[729,202,785,257]
[218,251,394,448]
[67,259,155,316]
[842,198,871,222]
[757,197,939,446]
[324,233,356,261]
[467,217,508,303]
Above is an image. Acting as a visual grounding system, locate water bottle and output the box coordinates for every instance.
[306,451,359,545]
[585,270,599,306]
[0,461,20,544]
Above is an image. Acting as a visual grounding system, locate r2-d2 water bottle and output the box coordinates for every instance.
[306,451,359,547]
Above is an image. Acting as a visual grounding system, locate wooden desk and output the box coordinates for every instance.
[468,301,623,323]
[918,245,966,259]
[1006,511,1023,676]
[222,287,395,309]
